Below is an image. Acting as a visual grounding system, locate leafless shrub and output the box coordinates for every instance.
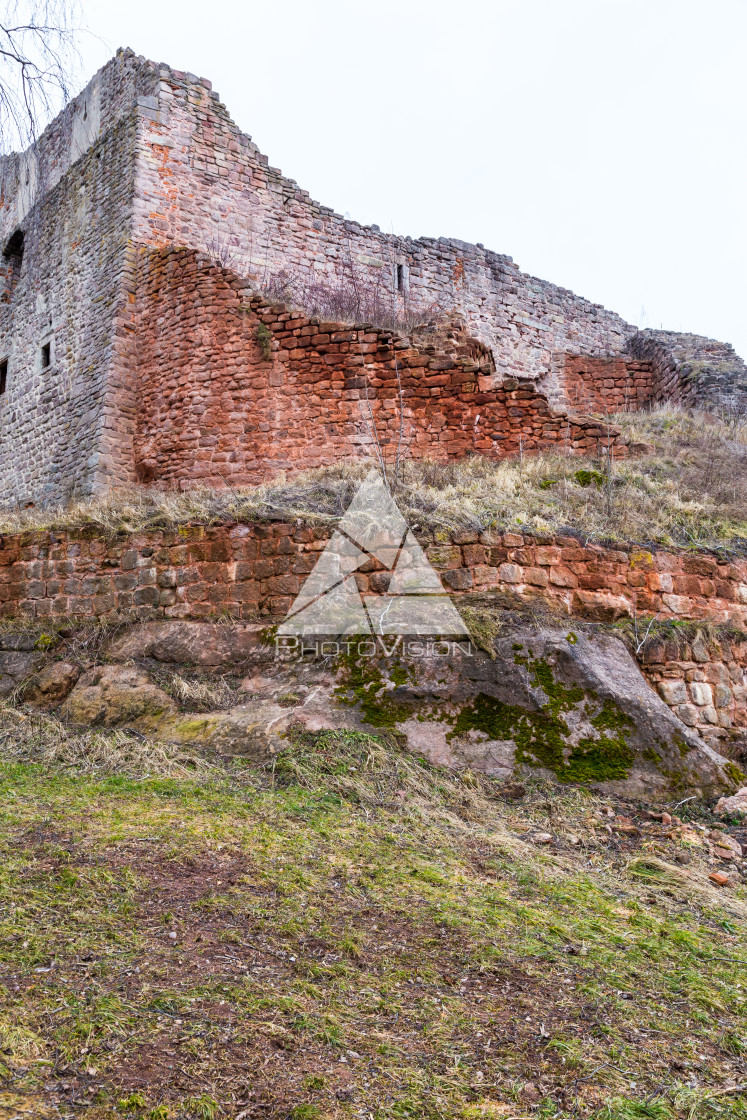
[258,261,442,335]
[0,0,82,153]
[205,232,239,272]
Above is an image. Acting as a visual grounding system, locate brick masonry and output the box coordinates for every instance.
[0,520,744,741]
[0,50,744,505]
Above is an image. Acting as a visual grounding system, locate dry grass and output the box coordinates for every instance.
[0,704,214,778]
[1,405,745,550]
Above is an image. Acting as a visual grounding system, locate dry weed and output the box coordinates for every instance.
[0,704,214,778]
[0,405,744,550]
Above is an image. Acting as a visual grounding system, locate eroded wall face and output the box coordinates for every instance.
[133,249,620,488]
[0,52,160,506]
[562,356,656,413]
[131,70,636,397]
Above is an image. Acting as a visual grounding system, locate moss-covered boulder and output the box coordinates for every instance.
[335,628,736,798]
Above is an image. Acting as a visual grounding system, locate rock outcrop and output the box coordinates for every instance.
[8,618,735,799]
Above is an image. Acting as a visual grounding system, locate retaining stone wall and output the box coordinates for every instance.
[1,522,744,628]
[1,522,744,743]
[641,640,747,750]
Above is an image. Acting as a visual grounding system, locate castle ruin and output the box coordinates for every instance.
[0,49,745,506]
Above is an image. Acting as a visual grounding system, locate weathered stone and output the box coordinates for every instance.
[108,621,265,666]
[690,681,714,707]
[24,661,80,707]
[657,679,688,706]
[716,787,747,818]
[61,665,176,730]
[0,650,45,697]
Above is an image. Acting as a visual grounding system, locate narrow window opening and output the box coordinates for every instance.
[2,229,24,299]
[0,359,7,394]
[396,263,404,292]
[41,342,51,369]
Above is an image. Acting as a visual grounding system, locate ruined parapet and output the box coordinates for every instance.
[627,330,747,415]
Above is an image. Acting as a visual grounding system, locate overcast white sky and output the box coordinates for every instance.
[78,0,746,358]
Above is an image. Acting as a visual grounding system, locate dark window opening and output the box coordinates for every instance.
[396,263,404,292]
[0,359,7,394]
[2,229,24,299]
[4,229,24,260]
[41,342,51,369]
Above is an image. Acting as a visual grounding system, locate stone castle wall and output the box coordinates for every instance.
[0,53,163,507]
[0,49,744,506]
[130,57,637,398]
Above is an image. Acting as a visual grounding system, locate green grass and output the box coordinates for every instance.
[1,729,746,1118]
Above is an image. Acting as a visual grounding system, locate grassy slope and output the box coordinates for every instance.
[0,407,745,550]
[2,729,747,1120]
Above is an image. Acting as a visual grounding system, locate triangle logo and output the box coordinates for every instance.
[278,471,468,637]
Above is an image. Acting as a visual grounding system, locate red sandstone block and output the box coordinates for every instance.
[253,560,275,580]
[683,556,718,576]
[549,567,578,588]
[503,533,524,547]
[234,561,258,581]
[715,581,737,603]
[673,574,702,597]
[206,585,230,606]
[197,562,228,583]
[187,603,214,619]
[560,548,590,563]
[267,574,301,595]
[176,566,201,586]
[647,572,673,593]
[68,597,94,616]
[183,583,209,603]
[230,582,262,603]
[577,574,612,591]
[472,565,500,588]
[535,546,561,566]
[292,555,317,575]
[654,553,680,573]
[426,545,462,571]
[462,545,487,566]
[443,568,473,591]
[268,597,293,617]
[524,567,549,588]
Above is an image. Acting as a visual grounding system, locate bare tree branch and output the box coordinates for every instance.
[0,0,82,154]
